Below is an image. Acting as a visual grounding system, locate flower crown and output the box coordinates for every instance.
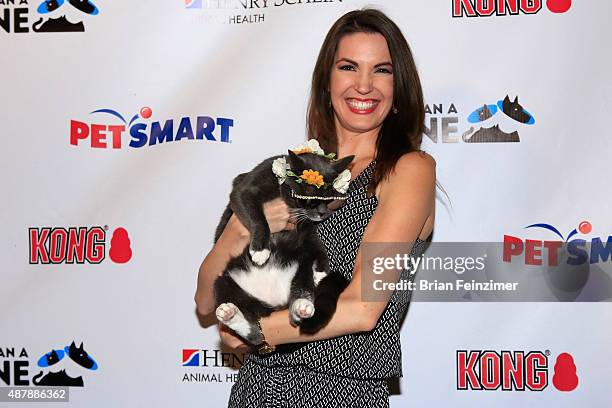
[272,139,351,198]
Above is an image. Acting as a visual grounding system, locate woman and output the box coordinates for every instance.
[195,8,435,407]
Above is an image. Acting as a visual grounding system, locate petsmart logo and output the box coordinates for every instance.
[29,226,132,264]
[457,350,578,392]
[503,220,612,266]
[452,0,572,18]
[70,106,234,149]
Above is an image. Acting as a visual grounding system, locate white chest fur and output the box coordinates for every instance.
[228,258,299,308]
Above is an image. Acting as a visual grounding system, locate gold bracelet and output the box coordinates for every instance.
[255,318,276,354]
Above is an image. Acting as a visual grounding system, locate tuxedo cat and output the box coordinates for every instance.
[213,148,353,345]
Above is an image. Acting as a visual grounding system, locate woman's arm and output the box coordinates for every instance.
[259,151,436,346]
[195,215,250,315]
[195,199,295,316]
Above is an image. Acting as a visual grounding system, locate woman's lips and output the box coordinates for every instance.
[345,98,380,114]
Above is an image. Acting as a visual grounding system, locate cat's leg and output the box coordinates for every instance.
[230,190,271,265]
[312,238,331,286]
[214,274,269,345]
[299,241,349,334]
[288,257,317,326]
[213,204,234,244]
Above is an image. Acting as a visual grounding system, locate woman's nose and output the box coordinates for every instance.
[355,71,373,94]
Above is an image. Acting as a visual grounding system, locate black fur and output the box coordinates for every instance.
[213,151,354,344]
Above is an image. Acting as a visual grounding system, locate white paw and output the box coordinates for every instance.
[215,303,237,322]
[313,270,327,286]
[291,298,315,321]
[249,248,271,265]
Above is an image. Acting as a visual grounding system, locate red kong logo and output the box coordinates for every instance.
[452,0,572,17]
[457,350,578,392]
[29,226,132,264]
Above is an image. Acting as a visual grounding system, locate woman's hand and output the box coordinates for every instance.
[264,198,296,233]
[218,323,252,352]
[227,198,295,238]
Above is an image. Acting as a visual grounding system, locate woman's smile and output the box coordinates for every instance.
[345,98,380,114]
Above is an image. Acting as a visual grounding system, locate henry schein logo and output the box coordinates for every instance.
[452,0,572,18]
[29,226,133,264]
[425,95,535,144]
[181,348,244,383]
[182,348,244,368]
[456,350,579,392]
[504,220,612,266]
[1,0,99,34]
[70,106,234,149]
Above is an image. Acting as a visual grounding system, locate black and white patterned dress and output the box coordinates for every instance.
[228,160,426,408]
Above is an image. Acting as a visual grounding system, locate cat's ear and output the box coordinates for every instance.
[513,96,519,104]
[287,150,303,170]
[332,155,354,172]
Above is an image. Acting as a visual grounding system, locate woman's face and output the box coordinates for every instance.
[329,32,394,136]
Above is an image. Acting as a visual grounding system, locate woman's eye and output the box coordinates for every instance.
[338,65,356,71]
[376,67,392,74]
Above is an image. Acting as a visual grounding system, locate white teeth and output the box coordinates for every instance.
[347,100,377,110]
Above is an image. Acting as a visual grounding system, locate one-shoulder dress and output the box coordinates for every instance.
[227,160,426,408]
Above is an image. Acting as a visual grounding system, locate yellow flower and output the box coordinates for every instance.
[300,169,324,187]
[292,147,312,155]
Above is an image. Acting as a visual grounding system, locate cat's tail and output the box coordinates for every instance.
[299,273,349,334]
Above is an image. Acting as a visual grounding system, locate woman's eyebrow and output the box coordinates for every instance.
[335,57,393,68]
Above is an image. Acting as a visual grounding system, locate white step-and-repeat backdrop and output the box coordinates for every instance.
[2,0,611,406]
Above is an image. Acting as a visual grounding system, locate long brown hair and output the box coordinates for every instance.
[306,8,425,195]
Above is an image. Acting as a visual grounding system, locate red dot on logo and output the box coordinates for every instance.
[140,106,152,119]
[547,0,571,13]
[553,352,579,391]
[578,221,592,234]
[109,227,132,264]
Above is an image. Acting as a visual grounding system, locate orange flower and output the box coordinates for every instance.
[300,169,324,187]
[292,147,312,155]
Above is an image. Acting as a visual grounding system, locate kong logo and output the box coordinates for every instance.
[425,95,535,144]
[456,350,578,392]
[1,0,99,34]
[70,106,234,149]
[29,226,133,264]
[1,341,99,387]
[503,220,612,266]
[452,0,572,18]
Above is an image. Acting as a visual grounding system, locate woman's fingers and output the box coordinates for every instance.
[263,198,292,233]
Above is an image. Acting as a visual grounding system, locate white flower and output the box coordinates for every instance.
[332,169,351,194]
[272,157,289,184]
[306,139,325,155]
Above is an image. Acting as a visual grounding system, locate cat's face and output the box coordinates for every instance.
[282,151,354,222]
